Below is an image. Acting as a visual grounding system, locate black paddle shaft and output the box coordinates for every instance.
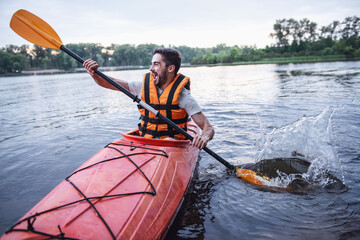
[60,45,236,171]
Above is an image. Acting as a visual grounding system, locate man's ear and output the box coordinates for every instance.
[167,65,175,73]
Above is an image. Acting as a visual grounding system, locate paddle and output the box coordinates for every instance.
[10,9,237,172]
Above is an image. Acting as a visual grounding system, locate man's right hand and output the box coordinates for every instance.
[83,59,99,76]
[83,59,130,91]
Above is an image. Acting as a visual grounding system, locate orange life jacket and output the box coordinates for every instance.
[138,72,190,139]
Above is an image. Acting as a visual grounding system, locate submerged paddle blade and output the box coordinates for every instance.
[236,158,311,186]
[236,168,268,186]
[10,9,63,49]
[241,158,311,179]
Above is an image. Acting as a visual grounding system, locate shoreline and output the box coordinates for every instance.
[1,56,359,77]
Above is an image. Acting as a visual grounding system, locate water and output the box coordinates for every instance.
[1,61,360,239]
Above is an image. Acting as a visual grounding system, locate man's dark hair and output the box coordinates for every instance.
[153,48,182,75]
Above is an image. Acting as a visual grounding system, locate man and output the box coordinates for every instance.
[83,48,214,150]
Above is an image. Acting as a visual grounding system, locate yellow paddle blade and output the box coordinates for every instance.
[10,9,63,49]
[236,168,269,186]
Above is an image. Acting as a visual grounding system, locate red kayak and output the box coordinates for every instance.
[2,122,200,240]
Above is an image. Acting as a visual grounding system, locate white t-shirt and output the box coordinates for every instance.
[128,80,202,116]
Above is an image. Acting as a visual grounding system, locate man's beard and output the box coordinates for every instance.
[155,68,168,87]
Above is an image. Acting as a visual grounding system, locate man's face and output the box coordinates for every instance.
[149,53,168,87]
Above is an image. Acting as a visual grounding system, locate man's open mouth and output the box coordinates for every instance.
[152,72,158,81]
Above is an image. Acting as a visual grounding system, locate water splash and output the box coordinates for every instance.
[256,107,345,190]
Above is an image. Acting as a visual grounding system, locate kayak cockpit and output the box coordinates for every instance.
[121,122,199,148]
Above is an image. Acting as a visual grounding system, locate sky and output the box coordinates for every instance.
[1,0,360,49]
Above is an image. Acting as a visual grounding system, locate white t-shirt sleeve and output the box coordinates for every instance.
[178,88,202,116]
[128,80,142,96]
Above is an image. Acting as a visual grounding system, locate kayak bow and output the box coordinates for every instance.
[2,122,200,240]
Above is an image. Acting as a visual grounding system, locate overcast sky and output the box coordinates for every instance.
[1,0,360,49]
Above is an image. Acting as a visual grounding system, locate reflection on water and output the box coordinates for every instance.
[1,61,360,239]
[166,157,214,239]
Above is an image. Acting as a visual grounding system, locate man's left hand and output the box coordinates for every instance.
[191,135,209,150]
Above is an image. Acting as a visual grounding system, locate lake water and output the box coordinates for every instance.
[1,61,359,239]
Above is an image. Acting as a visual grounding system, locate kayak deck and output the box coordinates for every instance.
[2,122,200,240]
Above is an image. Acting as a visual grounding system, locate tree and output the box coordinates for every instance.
[320,21,340,40]
[30,45,51,68]
[0,49,28,73]
[270,19,291,47]
[57,52,76,70]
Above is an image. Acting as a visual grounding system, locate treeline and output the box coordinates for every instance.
[0,43,263,73]
[0,43,161,73]
[267,16,360,57]
[1,15,359,74]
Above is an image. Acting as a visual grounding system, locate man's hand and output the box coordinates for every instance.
[191,135,210,150]
[83,59,99,76]
[190,112,214,150]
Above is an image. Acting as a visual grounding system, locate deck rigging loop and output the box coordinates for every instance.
[5,142,168,240]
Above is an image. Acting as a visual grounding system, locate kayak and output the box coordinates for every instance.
[2,121,200,240]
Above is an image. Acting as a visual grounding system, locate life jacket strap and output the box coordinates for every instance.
[138,124,188,138]
[137,103,181,110]
[140,115,189,125]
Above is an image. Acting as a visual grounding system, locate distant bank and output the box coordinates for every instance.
[1,55,359,77]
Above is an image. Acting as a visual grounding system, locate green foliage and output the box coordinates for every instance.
[0,48,28,73]
[269,15,360,58]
